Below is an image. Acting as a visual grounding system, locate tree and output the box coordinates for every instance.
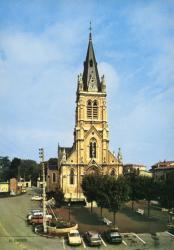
[0,156,11,181]
[126,174,145,211]
[10,157,21,179]
[104,176,129,227]
[95,175,109,217]
[159,177,174,211]
[81,174,99,213]
[139,176,158,217]
[47,188,64,207]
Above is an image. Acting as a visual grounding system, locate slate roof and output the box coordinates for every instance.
[82,32,101,92]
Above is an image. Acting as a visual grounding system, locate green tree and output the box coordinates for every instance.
[126,174,145,211]
[139,176,158,217]
[95,175,109,217]
[10,157,21,179]
[47,188,64,207]
[159,177,174,211]
[20,159,40,185]
[81,174,99,213]
[0,156,11,181]
[105,176,129,227]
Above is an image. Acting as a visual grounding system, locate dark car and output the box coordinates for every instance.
[84,231,102,246]
[104,228,122,244]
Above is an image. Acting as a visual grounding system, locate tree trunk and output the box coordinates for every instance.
[100,207,103,217]
[132,200,134,211]
[90,201,93,213]
[113,212,116,227]
[147,200,150,217]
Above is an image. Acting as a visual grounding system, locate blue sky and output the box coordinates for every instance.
[0,0,174,167]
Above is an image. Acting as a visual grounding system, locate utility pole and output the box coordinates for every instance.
[39,148,47,233]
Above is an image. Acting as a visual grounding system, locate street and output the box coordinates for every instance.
[0,189,174,250]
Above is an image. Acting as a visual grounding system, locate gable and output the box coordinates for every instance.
[84,125,102,141]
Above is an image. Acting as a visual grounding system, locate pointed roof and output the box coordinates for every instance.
[82,30,101,92]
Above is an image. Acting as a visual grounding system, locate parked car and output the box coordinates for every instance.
[31,195,43,201]
[68,229,82,246]
[28,214,52,225]
[27,211,43,221]
[28,209,42,215]
[84,231,102,246]
[104,228,122,244]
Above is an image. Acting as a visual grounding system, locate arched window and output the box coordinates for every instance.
[52,172,56,182]
[93,100,98,119]
[87,100,98,120]
[70,169,74,185]
[89,139,97,158]
[87,100,92,119]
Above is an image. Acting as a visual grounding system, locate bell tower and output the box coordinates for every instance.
[74,29,109,169]
[58,27,122,201]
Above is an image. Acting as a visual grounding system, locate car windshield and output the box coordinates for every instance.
[70,233,80,237]
[110,232,120,237]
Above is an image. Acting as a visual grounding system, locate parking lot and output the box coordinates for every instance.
[61,231,174,250]
[0,189,174,250]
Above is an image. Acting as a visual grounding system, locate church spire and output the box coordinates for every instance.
[82,23,101,92]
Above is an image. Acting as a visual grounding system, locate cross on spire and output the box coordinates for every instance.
[89,21,92,33]
[89,21,92,41]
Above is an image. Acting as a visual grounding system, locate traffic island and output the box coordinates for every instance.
[33,221,78,237]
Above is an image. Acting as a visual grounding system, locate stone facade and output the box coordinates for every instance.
[58,32,122,201]
[46,164,59,192]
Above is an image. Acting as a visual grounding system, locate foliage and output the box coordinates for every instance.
[137,176,158,217]
[81,174,129,226]
[104,176,129,226]
[10,157,21,179]
[81,174,100,212]
[159,178,174,210]
[19,159,40,185]
[126,174,144,210]
[47,188,64,207]
[0,156,40,185]
[48,158,58,165]
[0,156,11,181]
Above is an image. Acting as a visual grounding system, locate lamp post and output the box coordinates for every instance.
[68,202,71,222]
[39,148,47,234]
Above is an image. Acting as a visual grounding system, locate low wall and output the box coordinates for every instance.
[47,224,78,235]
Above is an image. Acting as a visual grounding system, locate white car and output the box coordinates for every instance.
[31,195,43,201]
[68,229,82,246]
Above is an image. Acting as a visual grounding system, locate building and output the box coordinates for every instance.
[58,30,123,201]
[123,164,152,177]
[18,179,31,188]
[0,182,9,193]
[151,161,174,181]
[46,159,59,192]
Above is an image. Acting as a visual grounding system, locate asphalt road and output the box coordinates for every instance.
[0,189,174,250]
[0,189,62,250]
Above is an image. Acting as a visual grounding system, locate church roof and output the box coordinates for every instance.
[82,31,101,92]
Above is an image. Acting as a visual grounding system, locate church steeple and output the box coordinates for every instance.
[82,24,101,92]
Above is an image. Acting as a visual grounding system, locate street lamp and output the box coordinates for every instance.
[68,203,71,222]
[39,148,47,234]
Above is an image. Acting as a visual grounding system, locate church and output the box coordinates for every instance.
[48,29,123,201]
